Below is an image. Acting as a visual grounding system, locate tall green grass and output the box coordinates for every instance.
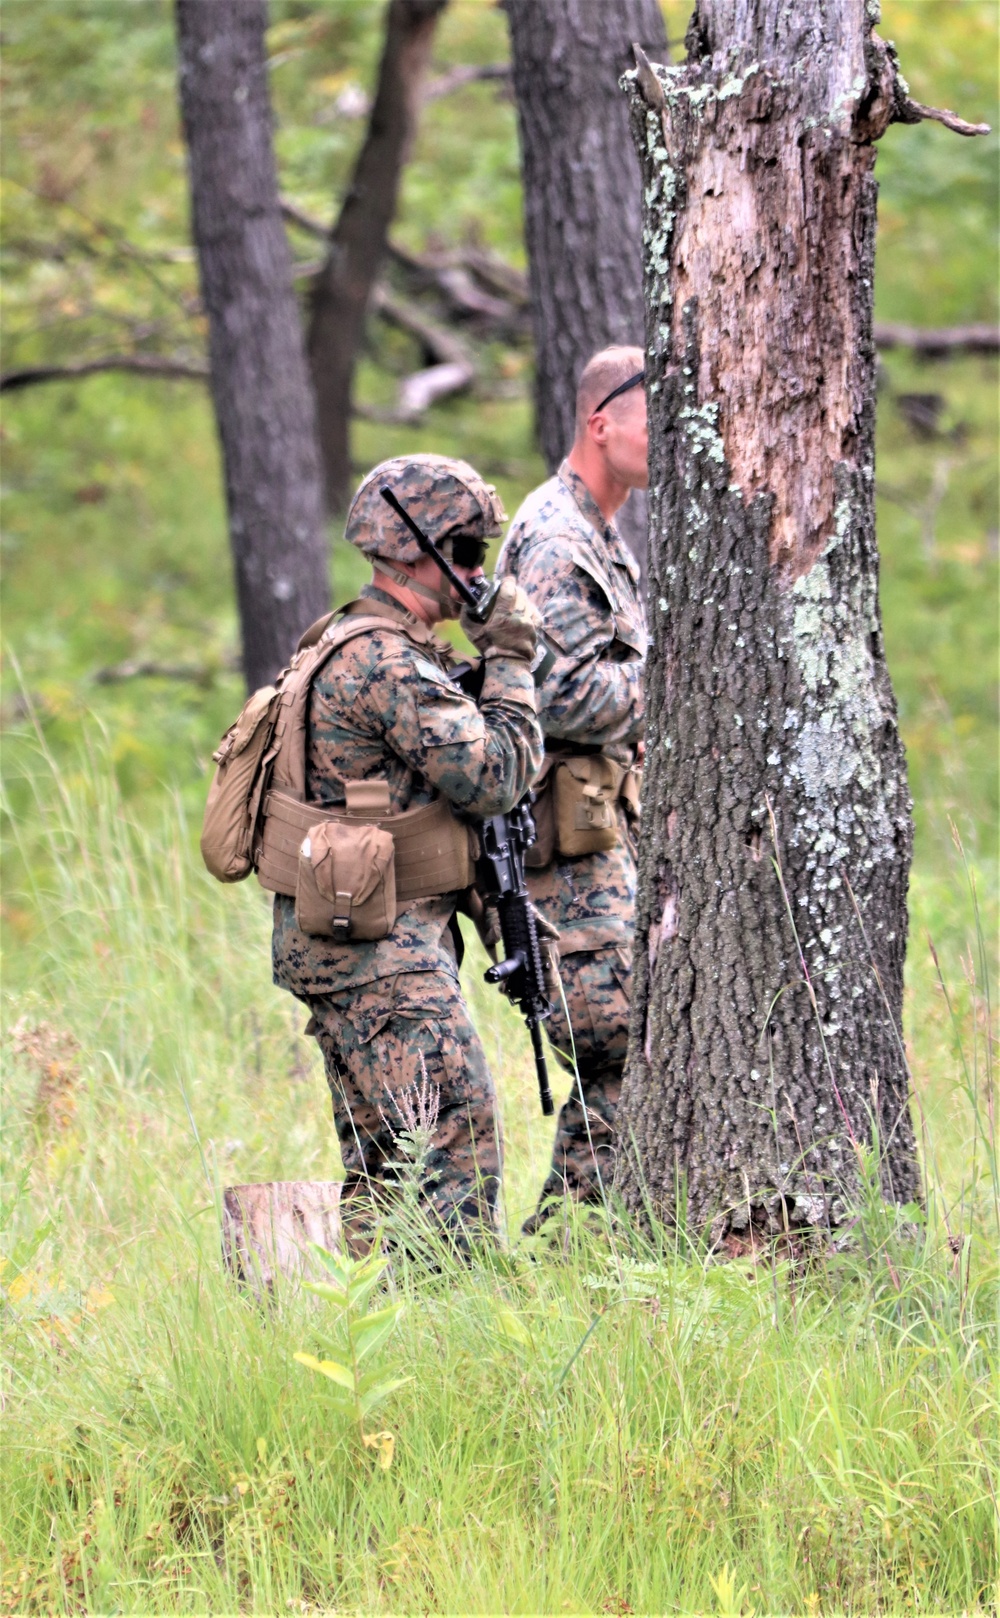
[1,733,997,1616]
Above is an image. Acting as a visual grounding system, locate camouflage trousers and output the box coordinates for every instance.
[303,969,502,1245]
[532,945,631,1220]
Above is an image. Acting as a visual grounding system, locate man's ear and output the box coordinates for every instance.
[587,413,610,448]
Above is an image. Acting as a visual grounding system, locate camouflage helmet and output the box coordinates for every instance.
[345,453,507,564]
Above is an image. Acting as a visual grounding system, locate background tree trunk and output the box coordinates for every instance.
[176,0,328,693]
[616,1,922,1239]
[504,0,669,593]
[308,0,447,514]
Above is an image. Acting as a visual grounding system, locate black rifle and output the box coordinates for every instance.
[379,486,555,1116]
[475,805,555,1117]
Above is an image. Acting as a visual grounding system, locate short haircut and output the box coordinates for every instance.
[574,345,645,438]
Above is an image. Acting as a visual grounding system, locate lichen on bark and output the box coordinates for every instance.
[615,1,920,1240]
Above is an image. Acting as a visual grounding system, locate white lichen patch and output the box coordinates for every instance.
[718,63,759,101]
[678,401,727,466]
[783,488,895,868]
[829,71,869,128]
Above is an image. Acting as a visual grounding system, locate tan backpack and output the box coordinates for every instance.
[200,608,380,884]
[200,604,474,917]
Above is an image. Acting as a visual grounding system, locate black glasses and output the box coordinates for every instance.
[445,535,490,569]
[592,370,644,415]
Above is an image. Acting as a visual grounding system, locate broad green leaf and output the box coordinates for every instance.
[351,1250,389,1285]
[350,1301,404,1360]
[493,1306,532,1348]
[307,1243,354,1289]
[358,1376,411,1417]
[293,1351,355,1392]
[302,1279,349,1306]
[344,1274,384,1313]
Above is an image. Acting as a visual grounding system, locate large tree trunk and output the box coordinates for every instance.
[615,1,923,1240]
[504,0,669,592]
[176,0,328,693]
[308,0,447,514]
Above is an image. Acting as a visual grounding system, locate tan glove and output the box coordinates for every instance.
[540,937,562,1006]
[460,576,541,663]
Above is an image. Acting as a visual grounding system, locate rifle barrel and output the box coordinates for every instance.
[529,1017,554,1116]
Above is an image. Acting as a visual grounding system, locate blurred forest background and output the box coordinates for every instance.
[1,4,998,1614]
[2,0,996,1131]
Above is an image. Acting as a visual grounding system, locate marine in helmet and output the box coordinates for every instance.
[271,453,543,1251]
[497,348,649,1234]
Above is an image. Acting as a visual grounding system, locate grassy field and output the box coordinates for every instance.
[2,1,998,1613]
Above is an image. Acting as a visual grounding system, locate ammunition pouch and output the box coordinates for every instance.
[525,754,641,867]
[295,821,396,940]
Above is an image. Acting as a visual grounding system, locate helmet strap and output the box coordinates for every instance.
[372,559,459,618]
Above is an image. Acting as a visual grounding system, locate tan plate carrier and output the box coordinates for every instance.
[251,606,475,906]
[256,786,473,903]
[200,602,477,917]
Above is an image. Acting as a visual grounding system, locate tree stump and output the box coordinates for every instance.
[221,1181,342,1298]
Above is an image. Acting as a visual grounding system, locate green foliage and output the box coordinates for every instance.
[294,1243,409,1463]
[709,1563,756,1618]
[1,717,997,1614]
[876,0,999,325]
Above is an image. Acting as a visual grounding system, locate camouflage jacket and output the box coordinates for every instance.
[272,585,543,996]
[498,461,647,953]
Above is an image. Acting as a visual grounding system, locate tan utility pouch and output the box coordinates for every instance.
[552,755,626,857]
[525,761,556,869]
[200,684,279,882]
[620,765,642,821]
[295,821,396,940]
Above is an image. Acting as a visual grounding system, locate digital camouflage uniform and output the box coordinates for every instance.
[498,460,646,1214]
[272,460,542,1245]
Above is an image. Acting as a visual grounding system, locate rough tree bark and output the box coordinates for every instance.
[614,1,960,1239]
[504,0,669,591]
[176,0,328,693]
[308,0,447,513]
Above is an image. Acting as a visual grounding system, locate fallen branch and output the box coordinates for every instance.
[372,284,474,417]
[1,352,209,391]
[93,657,234,684]
[385,240,515,322]
[874,322,999,356]
[372,284,468,363]
[281,196,528,318]
[397,361,474,418]
[455,247,529,307]
[280,196,328,241]
[423,62,510,102]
